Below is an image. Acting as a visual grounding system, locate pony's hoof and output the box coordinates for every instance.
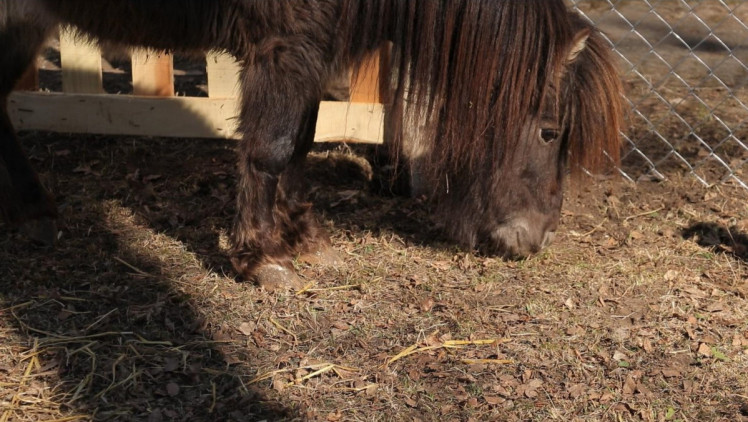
[299,247,345,268]
[253,263,304,292]
[20,218,58,246]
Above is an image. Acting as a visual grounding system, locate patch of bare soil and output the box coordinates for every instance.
[1,133,748,421]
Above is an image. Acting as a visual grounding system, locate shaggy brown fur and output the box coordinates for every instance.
[0,0,623,287]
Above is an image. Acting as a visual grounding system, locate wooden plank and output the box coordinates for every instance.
[59,28,103,94]
[350,47,389,103]
[314,102,384,143]
[206,52,241,99]
[8,92,384,144]
[132,50,174,97]
[9,92,238,139]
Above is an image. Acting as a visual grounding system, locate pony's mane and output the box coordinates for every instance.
[341,0,622,182]
[566,17,624,176]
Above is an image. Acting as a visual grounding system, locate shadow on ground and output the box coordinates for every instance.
[1,223,295,420]
[683,221,748,262]
[0,134,303,420]
[0,131,445,421]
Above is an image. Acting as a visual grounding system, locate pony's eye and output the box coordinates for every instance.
[540,128,560,143]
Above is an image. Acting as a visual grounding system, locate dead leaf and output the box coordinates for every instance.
[622,376,637,395]
[685,325,696,340]
[566,326,584,336]
[420,298,434,312]
[430,261,451,271]
[326,410,343,421]
[683,286,707,299]
[661,368,680,378]
[524,388,539,398]
[733,333,748,347]
[252,329,266,347]
[79,160,102,175]
[611,402,635,415]
[57,308,74,321]
[238,322,255,336]
[629,230,644,240]
[332,321,350,330]
[456,253,473,270]
[166,382,179,396]
[163,357,180,372]
[567,383,587,399]
[273,378,286,392]
[484,395,503,405]
[600,392,615,403]
[564,298,576,310]
[664,270,678,281]
[365,384,378,396]
[223,354,242,365]
[636,382,652,396]
[604,237,619,249]
[705,301,726,313]
[330,190,360,207]
[697,343,713,357]
[148,409,163,422]
[612,327,630,342]
[212,328,233,342]
[522,379,543,398]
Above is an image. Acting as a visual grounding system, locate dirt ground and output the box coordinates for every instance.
[575,0,748,185]
[3,2,748,422]
[2,132,748,422]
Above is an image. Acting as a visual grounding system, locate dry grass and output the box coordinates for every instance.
[1,133,748,421]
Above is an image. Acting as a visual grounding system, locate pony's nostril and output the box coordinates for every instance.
[491,218,556,258]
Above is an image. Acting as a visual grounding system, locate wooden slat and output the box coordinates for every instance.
[132,50,174,97]
[314,102,383,143]
[350,47,390,103]
[9,92,384,144]
[59,28,103,94]
[206,52,241,99]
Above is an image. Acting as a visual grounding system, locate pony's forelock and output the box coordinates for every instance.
[342,0,622,186]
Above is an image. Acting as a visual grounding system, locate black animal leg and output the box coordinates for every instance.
[0,18,58,244]
[230,57,328,290]
[280,102,343,269]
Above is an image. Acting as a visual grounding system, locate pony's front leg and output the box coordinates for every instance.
[230,63,326,290]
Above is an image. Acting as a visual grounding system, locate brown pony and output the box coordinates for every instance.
[0,0,623,290]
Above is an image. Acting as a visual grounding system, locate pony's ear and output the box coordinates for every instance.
[567,28,591,63]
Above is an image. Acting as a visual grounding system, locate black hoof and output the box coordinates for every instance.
[253,263,305,292]
[20,217,58,246]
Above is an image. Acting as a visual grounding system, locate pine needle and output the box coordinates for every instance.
[386,338,512,366]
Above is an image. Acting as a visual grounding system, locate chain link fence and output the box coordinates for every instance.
[569,0,748,189]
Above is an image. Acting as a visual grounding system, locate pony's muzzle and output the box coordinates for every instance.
[491,215,558,258]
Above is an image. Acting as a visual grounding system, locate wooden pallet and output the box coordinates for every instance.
[9,28,387,144]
